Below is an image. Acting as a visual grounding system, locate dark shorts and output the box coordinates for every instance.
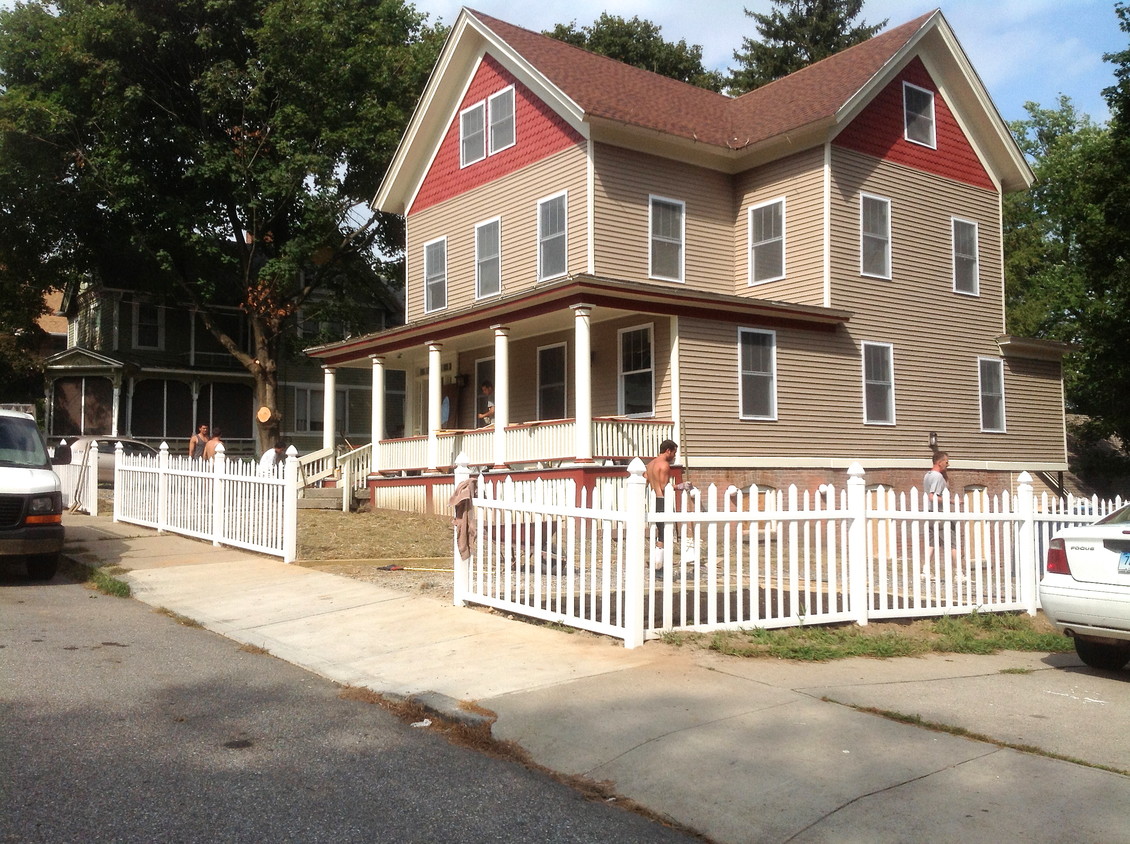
[928,518,955,546]
[654,496,665,513]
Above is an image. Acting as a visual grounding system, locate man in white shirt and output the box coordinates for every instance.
[258,441,286,476]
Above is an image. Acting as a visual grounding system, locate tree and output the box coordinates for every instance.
[0,0,445,448]
[728,0,886,95]
[545,14,724,92]
[0,278,50,402]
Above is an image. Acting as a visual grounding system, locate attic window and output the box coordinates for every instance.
[460,86,515,167]
[903,82,936,148]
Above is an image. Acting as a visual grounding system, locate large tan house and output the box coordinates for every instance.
[308,7,1068,496]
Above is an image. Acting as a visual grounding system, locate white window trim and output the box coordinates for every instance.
[131,301,165,350]
[474,217,502,300]
[459,101,486,168]
[290,385,350,435]
[423,236,447,314]
[536,342,568,421]
[861,341,896,426]
[537,191,568,281]
[648,194,685,282]
[617,323,655,418]
[978,357,1006,433]
[488,86,515,155]
[952,217,980,296]
[738,327,778,421]
[748,197,786,285]
[860,193,892,280]
[902,81,937,149]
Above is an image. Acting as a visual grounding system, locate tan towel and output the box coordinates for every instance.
[449,478,477,559]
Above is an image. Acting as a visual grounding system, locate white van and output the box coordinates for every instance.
[0,408,64,579]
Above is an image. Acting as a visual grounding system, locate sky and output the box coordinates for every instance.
[420,0,1128,125]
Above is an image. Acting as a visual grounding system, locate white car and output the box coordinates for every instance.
[1041,503,1130,671]
[63,436,158,483]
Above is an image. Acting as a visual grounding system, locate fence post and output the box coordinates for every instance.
[341,457,352,513]
[212,442,226,547]
[86,440,100,518]
[847,462,868,626]
[452,452,471,607]
[1017,471,1036,616]
[623,457,647,649]
[157,442,170,534]
[283,445,298,563]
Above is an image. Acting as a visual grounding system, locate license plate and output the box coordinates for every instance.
[1120,551,1130,574]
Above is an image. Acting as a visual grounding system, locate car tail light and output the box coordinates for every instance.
[1046,538,1071,574]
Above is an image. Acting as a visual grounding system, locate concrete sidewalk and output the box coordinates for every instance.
[62,514,1130,843]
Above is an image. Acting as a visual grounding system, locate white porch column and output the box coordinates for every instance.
[322,366,337,451]
[426,342,442,473]
[492,325,510,468]
[370,355,385,475]
[572,304,594,463]
[110,375,122,437]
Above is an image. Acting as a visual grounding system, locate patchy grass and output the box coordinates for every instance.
[697,611,1072,661]
[62,558,131,598]
[154,607,203,628]
[297,508,452,561]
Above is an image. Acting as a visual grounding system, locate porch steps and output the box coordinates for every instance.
[297,485,362,511]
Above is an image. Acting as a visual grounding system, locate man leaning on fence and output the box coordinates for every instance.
[258,441,286,476]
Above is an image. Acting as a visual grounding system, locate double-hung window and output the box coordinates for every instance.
[952,218,979,295]
[460,102,486,167]
[423,237,447,313]
[749,198,785,284]
[475,218,501,298]
[903,82,936,147]
[537,343,567,420]
[488,87,515,153]
[860,194,891,279]
[649,196,684,281]
[978,358,1005,432]
[294,386,346,434]
[538,192,567,280]
[133,301,164,350]
[619,325,653,416]
[862,342,895,424]
[738,328,777,419]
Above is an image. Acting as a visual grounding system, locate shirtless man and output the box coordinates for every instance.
[646,440,678,561]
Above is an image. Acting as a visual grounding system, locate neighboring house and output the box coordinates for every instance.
[44,278,401,455]
[306,8,1068,496]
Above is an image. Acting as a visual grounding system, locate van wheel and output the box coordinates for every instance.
[26,553,59,581]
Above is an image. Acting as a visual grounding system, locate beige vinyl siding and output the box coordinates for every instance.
[733,148,826,305]
[405,143,588,324]
[592,144,732,293]
[1000,356,1065,460]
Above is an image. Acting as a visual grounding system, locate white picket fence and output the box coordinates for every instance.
[114,442,299,561]
[454,458,1124,648]
[54,439,100,516]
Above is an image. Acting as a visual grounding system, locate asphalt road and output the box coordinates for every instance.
[0,570,698,843]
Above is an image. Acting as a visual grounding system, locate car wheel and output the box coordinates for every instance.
[26,553,59,581]
[1074,637,1130,671]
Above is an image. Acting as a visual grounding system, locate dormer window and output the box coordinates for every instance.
[903,82,936,148]
[460,85,515,167]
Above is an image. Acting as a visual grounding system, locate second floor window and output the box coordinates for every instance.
[649,196,684,281]
[739,328,776,419]
[133,301,163,350]
[903,82,936,148]
[538,193,567,280]
[862,342,895,424]
[619,325,653,416]
[424,237,447,313]
[538,343,566,420]
[749,198,785,284]
[860,194,891,279]
[952,218,979,295]
[979,358,1005,432]
[476,218,501,298]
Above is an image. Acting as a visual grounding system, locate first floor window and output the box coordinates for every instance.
[424,238,446,312]
[619,325,653,416]
[538,193,567,280]
[384,370,406,440]
[475,219,501,298]
[861,194,891,279]
[862,342,895,424]
[739,329,777,419]
[293,387,346,434]
[538,344,567,420]
[749,199,785,284]
[649,196,684,281]
[979,358,1005,432]
[953,218,979,294]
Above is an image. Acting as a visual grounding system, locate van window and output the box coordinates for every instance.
[0,416,50,469]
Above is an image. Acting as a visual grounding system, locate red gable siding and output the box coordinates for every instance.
[410,55,585,215]
[833,57,994,191]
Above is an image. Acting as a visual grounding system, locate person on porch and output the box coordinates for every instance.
[477,381,495,427]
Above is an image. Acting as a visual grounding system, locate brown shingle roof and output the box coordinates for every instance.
[467,9,934,150]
